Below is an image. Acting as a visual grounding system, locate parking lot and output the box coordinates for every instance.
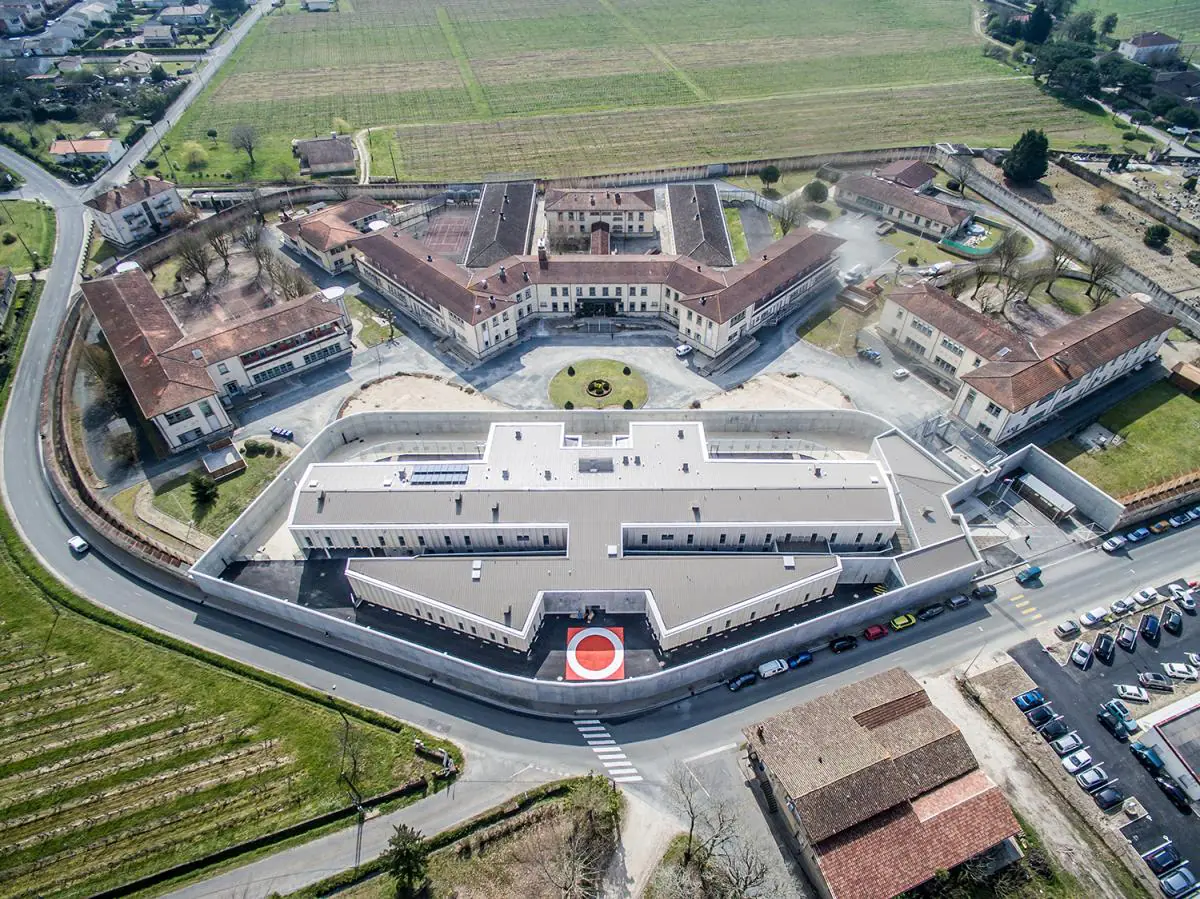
[1009,581,1200,888]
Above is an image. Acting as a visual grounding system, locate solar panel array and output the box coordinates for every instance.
[409,463,470,486]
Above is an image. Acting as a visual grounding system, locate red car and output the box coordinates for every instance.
[864,624,888,641]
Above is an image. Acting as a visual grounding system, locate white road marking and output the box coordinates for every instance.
[586,738,616,746]
[683,743,737,763]
[573,719,601,725]
[613,775,644,783]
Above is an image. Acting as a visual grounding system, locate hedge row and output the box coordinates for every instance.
[0,280,464,769]
[282,778,589,899]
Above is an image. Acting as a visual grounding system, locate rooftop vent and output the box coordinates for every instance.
[678,429,685,439]
[502,469,509,480]
[544,469,552,480]
[608,545,618,557]
[515,430,522,440]
[191,348,204,360]
[762,254,768,261]
[426,254,433,262]
[492,502,500,522]
[475,304,482,313]
[308,480,319,488]
[870,475,879,484]
[694,214,700,220]
[783,555,796,570]
[682,462,689,473]
[383,477,393,487]
[498,265,506,278]
[522,270,529,281]
[634,455,641,466]
[622,455,629,466]
[814,466,823,478]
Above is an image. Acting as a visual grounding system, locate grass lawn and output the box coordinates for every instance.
[723,207,749,262]
[0,279,459,899]
[1028,276,1095,317]
[110,483,194,556]
[882,229,960,267]
[0,200,55,273]
[796,305,872,357]
[346,292,396,347]
[1046,382,1200,498]
[0,162,22,188]
[548,359,648,409]
[152,445,288,537]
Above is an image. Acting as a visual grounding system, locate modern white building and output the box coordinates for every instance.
[81,270,352,452]
[84,177,187,248]
[48,137,123,166]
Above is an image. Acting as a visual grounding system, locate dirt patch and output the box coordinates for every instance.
[700,373,853,411]
[339,373,509,417]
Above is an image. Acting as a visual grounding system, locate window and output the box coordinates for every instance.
[615,287,622,296]
[875,533,882,543]
[444,535,452,546]
[686,310,693,322]
[911,319,933,337]
[399,536,406,546]
[706,625,713,635]
[830,532,838,544]
[198,400,213,416]
[641,534,648,545]
[764,533,772,544]
[661,534,675,541]
[903,337,926,355]
[940,337,964,356]
[640,302,647,312]
[934,356,956,375]
[602,286,609,297]
[550,287,558,297]
[686,534,694,545]
[719,534,727,544]
[738,534,746,545]
[164,407,194,425]
[543,534,550,546]
[217,362,229,374]
[464,535,471,546]
[497,535,504,545]
[351,536,360,546]
[576,287,583,296]
[516,535,530,543]
[855,532,863,543]
[379,536,386,546]
[730,310,746,326]
[985,401,1003,417]
[303,343,342,366]
[551,302,558,312]
[976,423,992,437]
[417,536,426,546]
[725,619,731,629]
[304,536,313,546]
[589,287,596,297]
[640,287,647,296]
[252,361,296,384]
[324,536,333,547]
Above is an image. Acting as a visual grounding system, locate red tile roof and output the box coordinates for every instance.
[961,295,1176,411]
[164,291,345,364]
[876,159,938,190]
[277,198,390,253]
[49,138,113,156]
[84,177,176,214]
[814,769,1021,899]
[545,188,654,214]
[1127,31,1179,47]
[836,174,970,230]
[887,283,1030,361]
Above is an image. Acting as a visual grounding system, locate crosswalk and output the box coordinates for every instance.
[1009,593,1042,622]
[573,719,643,783]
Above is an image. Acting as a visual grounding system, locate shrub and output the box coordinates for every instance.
[801,179,829,204]
[564,400,573,409]
[947,180,961,192]
[1187,250,1200,266]
[1185,176,1197,194]
[622,399,633,409]
[622,366,630,375]
[1144,224,1170,249]
[144,158,159,170]
[1122,131,1138,141]
[1,232,14,246]
[690,400,701,409]
[566,365,575,377]
[907,255,919,266]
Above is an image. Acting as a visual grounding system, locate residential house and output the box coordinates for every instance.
[48,137,124,165]
[158,3,209,25]
[744,668,1021,899]
[140,23,176,46]
[667,183,733,266]
[56,54,84,72]
[120,50,155,74]
[544,188,656,240]
[0,2,42,33]
[301,0,332,9]
[85,177,188,248]
[875,159,938,191]
[352,223,842,361]
[133,0,169,8]
[5,55,52,76]
[835,174,972,238]
[277,197,392,272]
[292,133,355,175]
[1118,31,1181,66]
[80,270,352,452]
[463,181,536,268]
[953,295,1175,442]
[17,33,72,54]
[44,17,87,41]
[75,2,111,22]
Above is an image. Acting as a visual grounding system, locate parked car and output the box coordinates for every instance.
[1071,641,1093,668]
[786,651,813,669]
[1135,586,1162,606]
[1141,614,1161,641]
[1116,684,1150,703]
[1126,527,1152,543]
[1101,535,1127,552]
[1061,749,1093,774]
[66,535,89,554]
[1131,741,1168,773]
[1164,662,1199,681]
[1014,689,1046,711]
[757,659,788,679]
[1095,634,1116,663]
[830,635,858,653]
[1169,584,1192,601]
[1097,708,1130,742]
[1159,866,1197,898]
[1163,606,1183,635]
[1051,732,1083,755]
[674,344,693,358]
[946,594,970,610]
[1150,520,1172,534]
[917,604,944,621]
[1080,608,1110,627]
[1155,776,1193,814]
[1179,592,1197,613]
[1140,671,1174,692]
[1027,705,1056,727]
[1055,619,1081,639]
[1015,565,1042,585]
[892,368,910,380]
[863,624,888,641]
[1105,698,1138,731]
[1169,514,1191,529]
[1093,786,1125,810]
[971,584,998,601]
[1190,507,1200,521]
[727,671,757,691]
[1117,624,1138,651]
[1187,652,1200,668]
[889,613,917,631]
[1041,718,1070,741]
[1144,842,1183,876]
[1111,597,1137,617]
[1077,765,1111,792]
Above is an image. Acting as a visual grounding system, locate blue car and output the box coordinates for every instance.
[727,671,757,692]
[1159,865,1197,898]
[786,651,813,669]
[1145,843,1183,876]
[1014,689,1046,712]
[1127,527,1152,543]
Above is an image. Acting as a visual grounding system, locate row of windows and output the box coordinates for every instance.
[303,342,343,366]
[911,318,934,337]
[163,406,194,425]
[560,211,646,221]
[252,360,295,384]
[547,286,651,298]
[637,531,883,545]
[308,533,554,549]
[940,336,964,356]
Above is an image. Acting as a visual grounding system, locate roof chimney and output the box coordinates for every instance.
[522,270,529,281]
[426,254,433,262]
[694,214,700,220]
[538,244,549,269]
[589,193,595,206]
[498,265,506,280]
[615,191,621,204]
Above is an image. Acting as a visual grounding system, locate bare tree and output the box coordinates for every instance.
[176,232,213,290]
[1089,279,1117,310]
[265,253,312,301]
[533,821,606,899]
[230,123,259,167]
[775,196,804,236]
[1045,240,1073,298]
[1085,246,1122,299]
[237,219,263,251]
[944,266,972,298]
[711,839,777,898]
[992,231,1024,287]
[208,230,235,268]
[668,762,708,867]
[648,862,704,899]
[970,264,991,302]
[1001,268,1039,316]
[273,161,294,184]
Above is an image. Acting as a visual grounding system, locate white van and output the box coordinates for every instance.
[757,659,788,679]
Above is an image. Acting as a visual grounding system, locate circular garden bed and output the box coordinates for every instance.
[548,359,648,410]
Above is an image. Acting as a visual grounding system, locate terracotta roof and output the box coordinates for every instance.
[1128,31,1179,47]
[961,295,1176,412]
[836,174,970,230]
[295,135,355,168]
[464,181,536,268]
[668,183,733,267]
[141,24,174,37]
[887,283,1029,361]
[814,769,1021,899]
[545,188,655,214]
[49,138,113,156]
[80,270,215,419]
[277,197,389,253]
[744,668,977,843]
[876,159,938,190]
[84,176,176,214]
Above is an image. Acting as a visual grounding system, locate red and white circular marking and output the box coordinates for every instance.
[565,627,625,681]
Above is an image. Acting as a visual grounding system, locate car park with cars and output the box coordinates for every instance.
[1163,606,1183,635]
[756,659,788,679]
[1159,866,1197,897]
[1077,765,1110,792]
[727,671,757,691]
[1061,749,1093,773]
[1101,535,1127,552]
[1111,597,1137,617]
[1071,641,1092,668]
[1126,527,1151,543]
[1135,586,1162,606]
[863,624,888,641]
[946,594,970,610]
[1097,708,1130,741]
[829,635,858,653]
[971,584,997,601]
[1080,608,1110,627]
[1156,776,1193,814]
[1131,741,1168,773]
[1142,614,1162,641]
[1179,592,1197,613]
[1040,718,1069,741]
[1014,689,1046,711]
[1117,624,1138,651]
[1094,786,1125,810]
[1027,705,1056,727]
[1094,634,1115,663]
[1105,698,1137,731]
[1163,662,1198,681]
[1116,684,1150,703]
[1150,520,1172,534]
[889,613,916,631]
[1055,619,1081,639]
[1169,514,1191,529]
[1051,732,1083,755]
[786,651,813,669]
[674,344,692,358]
[1015,565,1042,585]
[1140,671,1175,692]
[67,535,89,554]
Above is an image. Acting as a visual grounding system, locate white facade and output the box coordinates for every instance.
[881,295,992,382]
[50,139,124,165]
[153,394,231,450]
[91,185,187,248]
[1118,36,1181,65]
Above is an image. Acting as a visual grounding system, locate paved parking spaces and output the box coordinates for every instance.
[1010,629,1200,883]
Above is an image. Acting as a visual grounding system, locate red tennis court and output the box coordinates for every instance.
[418,207,475,259]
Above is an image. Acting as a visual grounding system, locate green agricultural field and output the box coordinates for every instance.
[161,0,1130,182]
[1082,1,1200,51]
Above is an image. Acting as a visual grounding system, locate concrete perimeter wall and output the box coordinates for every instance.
[190,409,978,718]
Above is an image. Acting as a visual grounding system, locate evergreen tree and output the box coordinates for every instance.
[1023,3,1053,44]
[1003,129,1050,184]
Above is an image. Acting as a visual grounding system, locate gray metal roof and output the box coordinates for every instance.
[873,432,963,547]
[894,535,978,585]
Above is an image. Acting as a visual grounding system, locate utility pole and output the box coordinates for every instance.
[0,200,39,272]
